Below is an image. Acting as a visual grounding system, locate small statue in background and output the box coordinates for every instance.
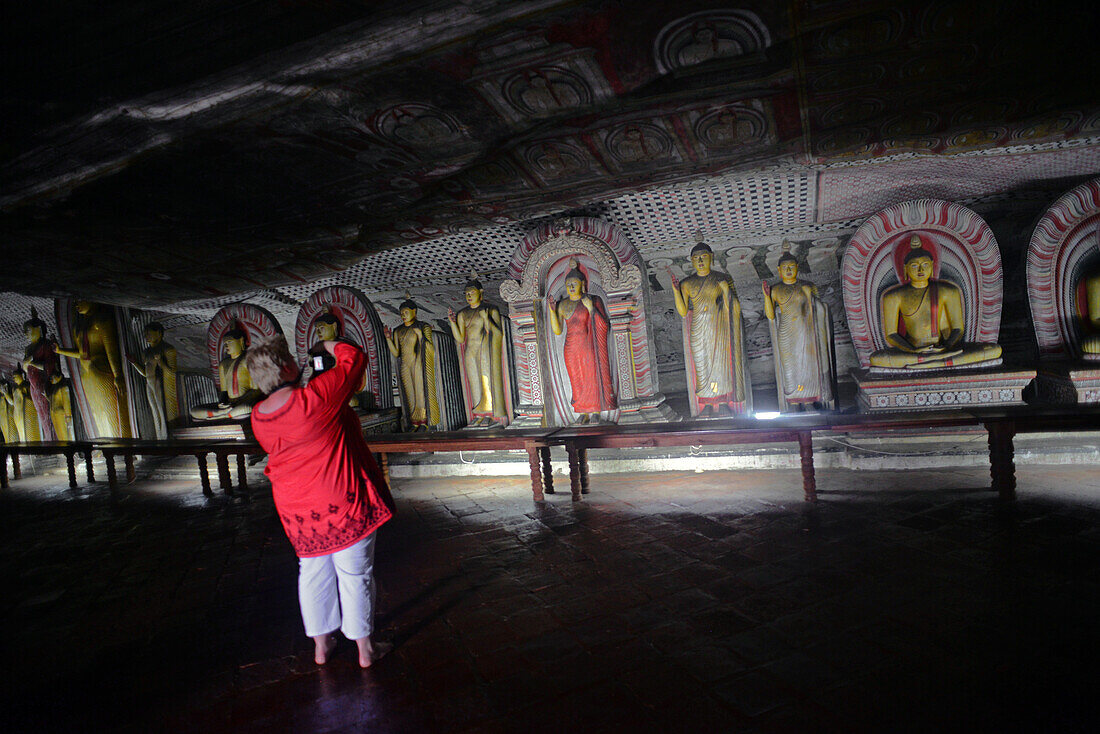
[53,300,131,438]
[0,380,18,442]
[190,327,262,421]
[762,242,837,411]
[449,274,508,426]
[384,294,440,431]
[1079,271,1100,355]
[546,259,617,424]
[47,372,75,441]
[670,236,748,417]
[128,322,178,438]
[21,308,61,441]
[9,367,41,442]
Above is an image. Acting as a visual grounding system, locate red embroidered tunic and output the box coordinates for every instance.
[251,343,394,558]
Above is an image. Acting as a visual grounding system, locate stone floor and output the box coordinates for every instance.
[3,460,1100,733]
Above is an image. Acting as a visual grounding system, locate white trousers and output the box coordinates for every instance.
[298,533,377,640]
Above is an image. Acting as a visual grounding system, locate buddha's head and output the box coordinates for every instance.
[777,243,798,284]
[399,296,418,326]
[74,300,93,316]
[464,276,484,308]
[690,242,714,276]
[50,371,63,385]
[23,307,46,343]
[564,259,587,301]
[12,368,25,386]
[224,328,248,359]
[903,235,934,287]
[314,312,340,343]
[144,322,164,347]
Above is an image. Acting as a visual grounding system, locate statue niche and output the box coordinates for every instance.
[294,286,399,433]
[842,199,1032,412]
[189,303,284,425]
[53,299,133,438]
[1026,176,1100,402]
[500,217,676,427]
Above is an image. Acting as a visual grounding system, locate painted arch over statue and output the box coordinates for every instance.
[500,217,676,427]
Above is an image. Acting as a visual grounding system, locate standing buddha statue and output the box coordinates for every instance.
[47,372,75,441]
[670,237,748,417]
[128,322,179,438]
[545,259,617,424]
[52,300,131,438]
[21,307,61,440]
[10,367,41,441]
[448,273,508,426]
[762,242,836,411]
[0,380,17,442]
[384,294,440,431]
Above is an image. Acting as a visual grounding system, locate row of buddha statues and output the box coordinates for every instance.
[6,184,1100,441]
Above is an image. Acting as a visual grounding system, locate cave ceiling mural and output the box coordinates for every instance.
[1,0,1099,313]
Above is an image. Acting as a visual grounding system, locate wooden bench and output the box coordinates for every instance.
[92,439,265,497]
[548,407,1100,503]
[365,428,558,502]
[0,440,96,490]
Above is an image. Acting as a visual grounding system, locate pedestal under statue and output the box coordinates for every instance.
[448,274,512,427]
[843,199,1032,412]
[671,238,750,418]
[385,295,441,431]
[128,322,178,439]
[762,243,836,411]
[545,259,617,424]
[53,300,132,438]
[1026,177,1100,402]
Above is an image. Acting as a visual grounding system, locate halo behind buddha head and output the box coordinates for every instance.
[777,240,797,267]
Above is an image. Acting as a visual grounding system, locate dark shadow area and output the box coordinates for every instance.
[3,467,1100,732]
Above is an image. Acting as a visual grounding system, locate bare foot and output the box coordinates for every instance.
[355,637,393,668]
[313,633,337,665]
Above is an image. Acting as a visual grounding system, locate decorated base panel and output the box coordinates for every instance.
[854,369,1036,413]
[1030,364,1100,404]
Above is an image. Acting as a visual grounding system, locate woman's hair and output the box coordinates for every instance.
[245,334,297,393]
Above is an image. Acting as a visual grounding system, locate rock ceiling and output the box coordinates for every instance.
[2,0,1099,313]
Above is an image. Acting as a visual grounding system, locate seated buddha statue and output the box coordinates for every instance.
[189,328,262,421]
[869,235,1002,370]
[1079,272,1100,356]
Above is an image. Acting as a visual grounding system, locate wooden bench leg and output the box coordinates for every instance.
[379,453,390,485]
[236,453,248,492]
[124,453,136,483]
[578,448,590,494]
[216,454,233,496]
[526,446,545,502]
[105,453,118,492]
[987,421,1017,502]
[798,432,816,502]
[12,453,21,480]
[84,450,95,482]
[196,454,213,498]
[65,451,78,489]
[566,443,582,501]
[1,450,8,489]
[540,446,554,495]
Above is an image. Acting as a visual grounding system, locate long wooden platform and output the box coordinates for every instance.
[1,407,1097,502]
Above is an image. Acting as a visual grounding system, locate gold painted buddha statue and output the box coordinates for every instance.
[448,274,507,426]
[1079,272,1100,356]
[47,372,75,441]
[52,300,131,438]
[312,310,363,409]
[190,328,262,421]
[384,294,440,431]
[128,322,178,438]
[870,235,1001,370]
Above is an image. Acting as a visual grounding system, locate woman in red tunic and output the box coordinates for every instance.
[247,335,395,668]
[547,261,617,423]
